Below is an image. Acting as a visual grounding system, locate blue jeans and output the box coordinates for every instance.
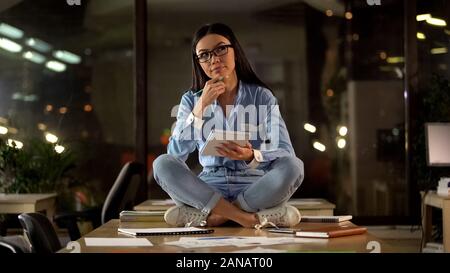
[153,154,304,214]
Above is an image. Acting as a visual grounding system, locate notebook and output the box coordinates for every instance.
[295,224,367,238]
[300,215,352,223]
[119,210,165,222]
[200,129,250,156]
[118,227,214,236]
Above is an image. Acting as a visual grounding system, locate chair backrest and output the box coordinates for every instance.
[18,213,61,253]
[101,161,145,224]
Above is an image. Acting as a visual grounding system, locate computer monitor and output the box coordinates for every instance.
[425,123,450,167]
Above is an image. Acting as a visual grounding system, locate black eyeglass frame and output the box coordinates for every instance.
[196,44,233,63]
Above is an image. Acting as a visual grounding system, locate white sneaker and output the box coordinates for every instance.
[255,204,301,228]
[164,205,208,227]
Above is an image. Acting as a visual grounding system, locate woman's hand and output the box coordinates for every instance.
[192,76,225,118]
[216,141,254,161]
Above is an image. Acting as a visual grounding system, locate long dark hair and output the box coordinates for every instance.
[190,23,270,92]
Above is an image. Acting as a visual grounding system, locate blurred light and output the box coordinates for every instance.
[416,32,426,40]
[37,123,47,131]
[345,12,353,20]
[352,33,359,41]
[59,107,68,114]
[337,138,346,149]
[426,17,447,27]
[45,104,53,112]
[404,90,408,99]
[8,127,18,134]
[7,139,23,149]
[12,92,24,100]
[325,10,333,17]
[24,94,38,102]
[304,123,317,133]
[23,51,46,64]
[46,60,66,72]
[0,126,8,135]
[379,51,387,60]
[83,104,93,112]
[55,145,65,154]
[26,38,52,53]
[0,23,24,39]
[387,56,404,64]
[53,50,81,64]
[326,89,334,97]
[416,14,431,21]
[313,141,326,152]
[431,47,447,54]
[392,128,400,136]
[394,67,403,79]
[338,126,348,136]
[0,37,22,52]
[45,133,58,143]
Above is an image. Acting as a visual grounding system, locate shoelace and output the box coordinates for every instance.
[182,210,207,227]
[254,217,279,230]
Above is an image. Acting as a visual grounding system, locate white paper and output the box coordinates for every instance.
[84,237,153,247]
[164,236,326,249]
[230,247,287,253]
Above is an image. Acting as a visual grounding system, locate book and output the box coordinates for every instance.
[300,215,352,223]
[119,210,165,222]
[295,224,367,238]
[118,227,214,236]
[200,129,250,157]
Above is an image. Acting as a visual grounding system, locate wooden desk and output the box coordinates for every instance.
[0,193,57,220]
[58,219,392,253]
[134,198,335,216]
[422,191,450,252]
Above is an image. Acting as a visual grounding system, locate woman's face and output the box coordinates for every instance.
[195,34,236,80]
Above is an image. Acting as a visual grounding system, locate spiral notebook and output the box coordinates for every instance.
[300,215,352,223]
[118,227,214,236]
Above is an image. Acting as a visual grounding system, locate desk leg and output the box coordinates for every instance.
[443,201,450,253]
[422,203,433,250]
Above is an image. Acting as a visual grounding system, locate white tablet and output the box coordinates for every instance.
[200,129,251,157]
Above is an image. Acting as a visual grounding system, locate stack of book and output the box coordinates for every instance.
[437,177,450,196]
[119,210,165,222]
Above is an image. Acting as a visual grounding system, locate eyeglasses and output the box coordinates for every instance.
[196,44,233,63]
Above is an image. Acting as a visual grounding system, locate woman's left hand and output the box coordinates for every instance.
[216,141,254,161]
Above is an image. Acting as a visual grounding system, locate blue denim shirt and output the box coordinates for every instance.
[168,81,295,171]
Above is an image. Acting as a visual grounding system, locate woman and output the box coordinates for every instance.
[153,23,304,229]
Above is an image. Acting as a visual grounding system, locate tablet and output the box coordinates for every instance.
[200,129,251,157]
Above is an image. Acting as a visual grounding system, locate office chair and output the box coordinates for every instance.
[18,212,62,253]
[54,161,146,240]
[0,236,28,253]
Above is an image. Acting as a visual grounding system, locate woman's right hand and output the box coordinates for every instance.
[192,76,226,118]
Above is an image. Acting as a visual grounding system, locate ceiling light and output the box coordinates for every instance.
[313,141,326,152]
[0,23,24,39]
[46,60,66,72]
[55,145,65,154]
[0,126,8,135]
[304,123,317,133]
[23,51,46,64]
[26,38,52,53]
[338,126,348,136]
[7,139,23,149]
[431,47,447,54]
[426,17,447,27]
[53,50,81,64]
[386,56,404,64]
[0,37,22,52]
[45,133,58,143]
[417,32,426,39]
[416,14,431,21]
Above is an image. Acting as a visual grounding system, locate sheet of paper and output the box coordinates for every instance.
[151,199,175,205]
[164,236,326,248]
[84,237,153,247]
[230,247,287,253]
